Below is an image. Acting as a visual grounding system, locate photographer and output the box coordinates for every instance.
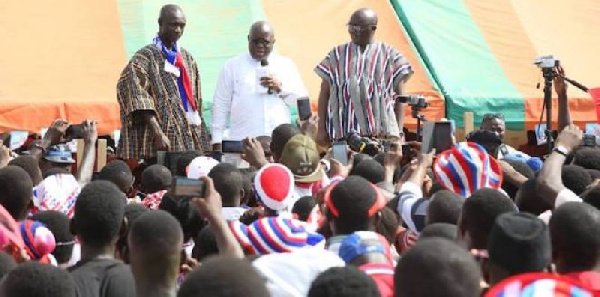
[479,113,529,159]
[29,119,97,218]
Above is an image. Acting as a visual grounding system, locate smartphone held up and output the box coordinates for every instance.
[171,177,206,199]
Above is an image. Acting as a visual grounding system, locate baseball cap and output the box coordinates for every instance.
[281,134,324,183]
[338,231,392,264]
[434,142,503,198]
[488,212,551,274]
[43,144,75,164]
[186,156,219,179]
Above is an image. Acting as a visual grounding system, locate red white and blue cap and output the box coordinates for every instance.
[485,273,594,297]
[229,217,325,255]
[434,142,503,198]
[254,163,295,211]
[19,220,56,260]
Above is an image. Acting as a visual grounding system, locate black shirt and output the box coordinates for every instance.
[69,258,136,297]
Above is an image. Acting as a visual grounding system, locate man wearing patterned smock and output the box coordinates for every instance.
[315,8,413,148]
[116,4,210,161]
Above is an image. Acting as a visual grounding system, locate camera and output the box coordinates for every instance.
[534,55,558,69]
[65,123,85,139]
[395,95,428,109]
[346,132,380,156]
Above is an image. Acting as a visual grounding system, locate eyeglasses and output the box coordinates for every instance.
[251,38,273,46]
[482,113,505,121]
[346,24,376,32]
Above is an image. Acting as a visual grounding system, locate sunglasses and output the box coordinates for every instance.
[251,38,273,46]
[324,181,386,218]
[346,24,376,32]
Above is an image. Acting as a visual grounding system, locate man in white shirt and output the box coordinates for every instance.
[211,21,308,151]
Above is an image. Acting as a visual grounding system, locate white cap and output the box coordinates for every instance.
[186,156,219,179]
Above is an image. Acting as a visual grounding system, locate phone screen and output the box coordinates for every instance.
[401,144,411,156]
[297,98,312,121]
[222,140,244,154]
[172,177,206,198]
[332,141,348,166]
[422,121,453,153]
[433,122,453,153]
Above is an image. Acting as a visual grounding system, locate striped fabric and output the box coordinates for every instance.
[229,217,325,255]
[116,45,210,160]
[20,220,55,261]
[434,142,502,198]
[486,273,593,297]
[315,42,413,140]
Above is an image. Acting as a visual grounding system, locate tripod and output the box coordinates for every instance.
[542,67,554,154]
[539,67,589,154]
[412,107,427,142]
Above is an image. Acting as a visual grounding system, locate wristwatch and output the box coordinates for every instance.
[552,145,569,157]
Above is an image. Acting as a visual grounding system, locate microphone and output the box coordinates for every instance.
[260,59,273,94]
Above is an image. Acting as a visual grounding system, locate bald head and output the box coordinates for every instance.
[159,4,183,22]
[248,21,275,60]
[350,8,378,26]
[249,21,274,37]
[158,4,186,48]
[348,8,378,47]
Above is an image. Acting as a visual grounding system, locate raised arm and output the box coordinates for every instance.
[536,124,582,205]
[192,176,244,258]
[29,119,69,161]
[555,65,571,132]
[76,120,98,185]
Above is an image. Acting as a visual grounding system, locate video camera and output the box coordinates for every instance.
[533,55,559,70]
[395,95,428,109]
[346,132,380,156]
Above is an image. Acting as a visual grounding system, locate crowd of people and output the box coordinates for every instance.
[0,3,599,297]
[1,87,600,297]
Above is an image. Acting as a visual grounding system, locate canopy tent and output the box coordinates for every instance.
[0,0,598,136]
[0,0,125,134]
[392,0,600,130]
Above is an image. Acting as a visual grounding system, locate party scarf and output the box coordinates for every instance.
[153,35,202,125]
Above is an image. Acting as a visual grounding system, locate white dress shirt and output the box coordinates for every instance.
[211,53,308,144]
